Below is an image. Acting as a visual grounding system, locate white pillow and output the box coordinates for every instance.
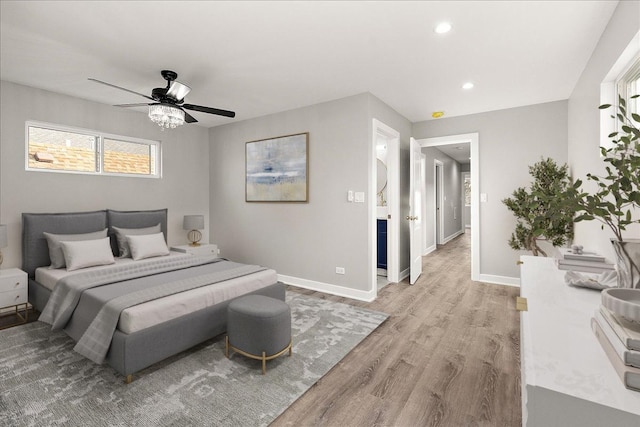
[44,229,108,269]
[126,233,170,261]
[60,237,115,272]
[112,224,161,258]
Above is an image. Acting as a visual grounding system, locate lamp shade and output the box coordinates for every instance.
[0,224,7,248]
[183,215,204,231]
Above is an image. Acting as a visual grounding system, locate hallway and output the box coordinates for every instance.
[274,232,522,426]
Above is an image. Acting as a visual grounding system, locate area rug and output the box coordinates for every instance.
[0,293,387,427]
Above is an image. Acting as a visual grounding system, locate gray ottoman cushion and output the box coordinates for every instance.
[227,295,291,356]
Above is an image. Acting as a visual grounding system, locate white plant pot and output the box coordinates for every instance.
[611,239,640,289]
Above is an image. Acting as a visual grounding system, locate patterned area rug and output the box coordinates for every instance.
[0,293,387,427]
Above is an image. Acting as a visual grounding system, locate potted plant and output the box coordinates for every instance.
[503,158,577,256]
[573,94,640,288]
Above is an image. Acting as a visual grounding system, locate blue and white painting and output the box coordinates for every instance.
[246,133,308,202]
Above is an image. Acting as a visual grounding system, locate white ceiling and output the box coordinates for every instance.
[0,1,618,128]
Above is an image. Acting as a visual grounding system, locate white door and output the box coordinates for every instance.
[409,138,423,284]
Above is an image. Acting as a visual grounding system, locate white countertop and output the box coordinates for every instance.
[520,255,640,417]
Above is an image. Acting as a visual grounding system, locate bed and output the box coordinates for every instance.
[23,209,285,382]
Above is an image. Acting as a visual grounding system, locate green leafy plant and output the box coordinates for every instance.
[503,158,577,256]
[573,95,640,241]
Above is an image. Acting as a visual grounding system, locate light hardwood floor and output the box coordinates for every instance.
[272,231,522,427]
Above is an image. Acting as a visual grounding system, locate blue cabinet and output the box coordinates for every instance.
[377,219,387,269]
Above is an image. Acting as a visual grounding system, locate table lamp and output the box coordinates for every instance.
[183,215,204,247]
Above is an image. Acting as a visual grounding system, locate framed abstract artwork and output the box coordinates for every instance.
[245,132,309,202]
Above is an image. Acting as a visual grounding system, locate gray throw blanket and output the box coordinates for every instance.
[40,255,220,330]
[74,263,265,364]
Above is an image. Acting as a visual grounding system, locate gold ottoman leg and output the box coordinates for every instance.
[262,351,267,375]
[225,336,229,359]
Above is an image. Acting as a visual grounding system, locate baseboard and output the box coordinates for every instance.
[478,274,520,287]
[442,229,464,245]
[422,244,437,256]
[399,267,410,283]
[277,274,377,302]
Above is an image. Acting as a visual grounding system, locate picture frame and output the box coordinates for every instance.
[245,132,309,202]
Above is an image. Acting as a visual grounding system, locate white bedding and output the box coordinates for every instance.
[35,253,278,334]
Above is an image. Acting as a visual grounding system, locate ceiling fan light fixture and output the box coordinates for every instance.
[149,104,185,130]
[166,81,191,101]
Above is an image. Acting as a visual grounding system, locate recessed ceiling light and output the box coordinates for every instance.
[434,22,452,34]
[432,111,444,118]
[462,82,474,90]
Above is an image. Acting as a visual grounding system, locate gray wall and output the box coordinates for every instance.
[209,93,411,295]
[413,100,568,279]
[568,0,640,258]
[0,81,211,268]
[421,147,463,251]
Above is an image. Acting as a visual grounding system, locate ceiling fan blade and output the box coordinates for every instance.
[184,111,198,123]
[182,103,236,118]
[114,103,154,108]
[88,78,154,101]
[166,81,191,101]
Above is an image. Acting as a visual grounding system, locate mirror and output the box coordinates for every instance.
[377,159,388,194]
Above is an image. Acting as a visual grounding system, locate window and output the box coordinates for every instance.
[600,31,640,150]
[26,122,161,178]
[618,57,640,117]
[464,174,471,206]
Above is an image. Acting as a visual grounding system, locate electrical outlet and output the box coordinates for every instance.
[335,267,345,275]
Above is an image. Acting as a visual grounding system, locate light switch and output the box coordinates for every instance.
[348,190,354,202]
[480,193,488,203]
[355,192,365,203]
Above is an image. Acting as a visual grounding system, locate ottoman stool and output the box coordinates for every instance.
[225,294,292,374]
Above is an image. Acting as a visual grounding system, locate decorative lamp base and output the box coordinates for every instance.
[187,230,202,247]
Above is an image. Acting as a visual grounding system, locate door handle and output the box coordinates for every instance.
[405,215,418,221]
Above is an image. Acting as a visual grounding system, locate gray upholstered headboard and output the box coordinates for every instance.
[22,208,168,278]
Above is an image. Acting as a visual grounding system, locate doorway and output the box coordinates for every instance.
[462,172,471,230]
[412,133,479,282]
[435,160,444,245]
[371,119,400,296]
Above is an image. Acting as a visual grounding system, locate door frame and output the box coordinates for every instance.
[434,159,444,245]
[416,133,480,281]
[371,119,400,296]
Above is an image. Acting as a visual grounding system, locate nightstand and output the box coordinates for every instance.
[0,268,28,329]
[171,243,219,257]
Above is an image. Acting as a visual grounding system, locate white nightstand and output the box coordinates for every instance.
[171,243,219,257]
[0,268,28,329]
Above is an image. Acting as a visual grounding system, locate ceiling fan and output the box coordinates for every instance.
[89,70,235,129]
